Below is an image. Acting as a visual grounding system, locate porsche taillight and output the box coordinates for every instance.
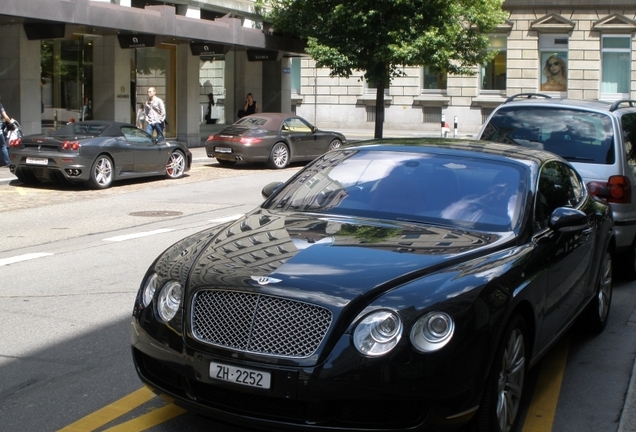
[62,140,80,151]
[239,137,262,145]
[587,176,632,204]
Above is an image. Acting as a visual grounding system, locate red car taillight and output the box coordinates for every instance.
[62,140,81,151]
[587,175,632,203]
[239,137,262,145]
[8,137,21,147]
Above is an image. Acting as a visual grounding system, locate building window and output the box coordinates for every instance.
[366,105,376,122]
[422,66,447,91]
[481,107,495,124]
[481,36,507,91]
[41,37,94,128]
[539,34,568,92]
[602,35,631,95]
[423,106,441,123]
[291,57,301,94]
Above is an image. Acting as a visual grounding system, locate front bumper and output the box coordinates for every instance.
[131,319,481,432]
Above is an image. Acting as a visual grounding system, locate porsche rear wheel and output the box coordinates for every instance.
[328,139,342,151]
[268,143,289,169]
[475,315,527,432]
[87,155,114,189]
[166,150,186,179]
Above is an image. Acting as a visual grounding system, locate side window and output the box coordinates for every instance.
[122,127,154,146]
[284,118,312,133]
[622,113,636,175]
[535,161,581,229]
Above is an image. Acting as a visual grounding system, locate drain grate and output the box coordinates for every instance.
[129,211,183,217]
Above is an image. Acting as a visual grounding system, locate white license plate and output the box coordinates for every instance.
[210,362,271,389]
[26,157,48,166]
[215,147,232,154]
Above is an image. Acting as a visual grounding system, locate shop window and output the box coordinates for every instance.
[602,35,631,95]
[481,36,507,91]
[422,66,447,91]
[539,34,568,92]
[41,37,93,128]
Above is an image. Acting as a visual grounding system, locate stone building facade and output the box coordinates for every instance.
[293,2,636,135]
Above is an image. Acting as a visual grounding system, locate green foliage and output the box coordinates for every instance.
[261,0,505,137]
[263,0,505,82]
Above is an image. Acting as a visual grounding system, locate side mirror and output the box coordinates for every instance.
[262,182,283,199]
[548,207,588,232]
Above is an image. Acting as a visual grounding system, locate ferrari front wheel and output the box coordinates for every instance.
[166,150,186,179]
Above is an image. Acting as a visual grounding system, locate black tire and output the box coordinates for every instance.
[474,315,527,432]
[166,150,186,179]
[328,139,342,151]
[582,250,612,333]
[86,155,114,189]
[216,159,237,167]
[267,143,289,169]
[15,169,41,185]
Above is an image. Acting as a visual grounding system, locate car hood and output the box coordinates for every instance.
[186,209,514,304]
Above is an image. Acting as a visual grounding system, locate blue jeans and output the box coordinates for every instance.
[146,122,164,141]
[0,133,9,166]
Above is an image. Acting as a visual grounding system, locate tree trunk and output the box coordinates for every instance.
[374,79,385,139]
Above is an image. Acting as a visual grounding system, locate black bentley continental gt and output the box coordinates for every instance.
[131,139,614,432]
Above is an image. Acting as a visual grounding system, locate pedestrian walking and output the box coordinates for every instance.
[144,87,165,141]
[0,103,15,167]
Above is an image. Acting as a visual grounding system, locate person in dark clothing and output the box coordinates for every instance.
[205,93,216,124]
[243,93,258,115]
[0,103,15,167]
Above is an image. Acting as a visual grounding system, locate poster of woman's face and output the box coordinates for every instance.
[540,53,567,92]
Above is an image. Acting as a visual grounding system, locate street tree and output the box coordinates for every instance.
[261,0,506,138]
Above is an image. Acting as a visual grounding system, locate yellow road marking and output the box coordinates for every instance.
[521,334,571,432]
[57,387,156,432]
[102,404,186,432]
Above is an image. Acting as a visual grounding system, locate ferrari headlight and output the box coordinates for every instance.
[141,273,158,307]
[353,310,402,357]
[410,311,454,353]
[157,281,183,322]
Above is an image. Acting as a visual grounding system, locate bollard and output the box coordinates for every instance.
[454,116,458,138]
[441,114,446,138]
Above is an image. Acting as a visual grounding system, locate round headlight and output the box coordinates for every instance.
[142,273,158,307]
[410,311,454,353]
[157,281,183,322]
[353,310,403,357]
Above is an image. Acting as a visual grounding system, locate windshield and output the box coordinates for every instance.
[51,123,109,137]
[264,149,526,232]
[481,106,615,164]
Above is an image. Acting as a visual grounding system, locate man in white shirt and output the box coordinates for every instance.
[144,87,166,141]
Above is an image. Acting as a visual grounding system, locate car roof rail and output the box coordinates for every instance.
[504,93,552,103]
[609,100,636,112]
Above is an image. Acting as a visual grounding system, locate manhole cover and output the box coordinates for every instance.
[129,211,183,217]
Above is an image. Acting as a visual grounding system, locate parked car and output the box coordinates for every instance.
[205,113,346,169]
[131,138,613,432]
[8,120,191,189]
[479,93,636,278]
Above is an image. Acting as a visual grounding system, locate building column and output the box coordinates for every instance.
[93,35,133,123]
[0,24,41,136]
[176,44,201,147]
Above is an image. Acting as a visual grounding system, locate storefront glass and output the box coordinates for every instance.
[41,36,93,129]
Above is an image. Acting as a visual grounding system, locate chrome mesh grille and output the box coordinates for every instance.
[192,290,333,358]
